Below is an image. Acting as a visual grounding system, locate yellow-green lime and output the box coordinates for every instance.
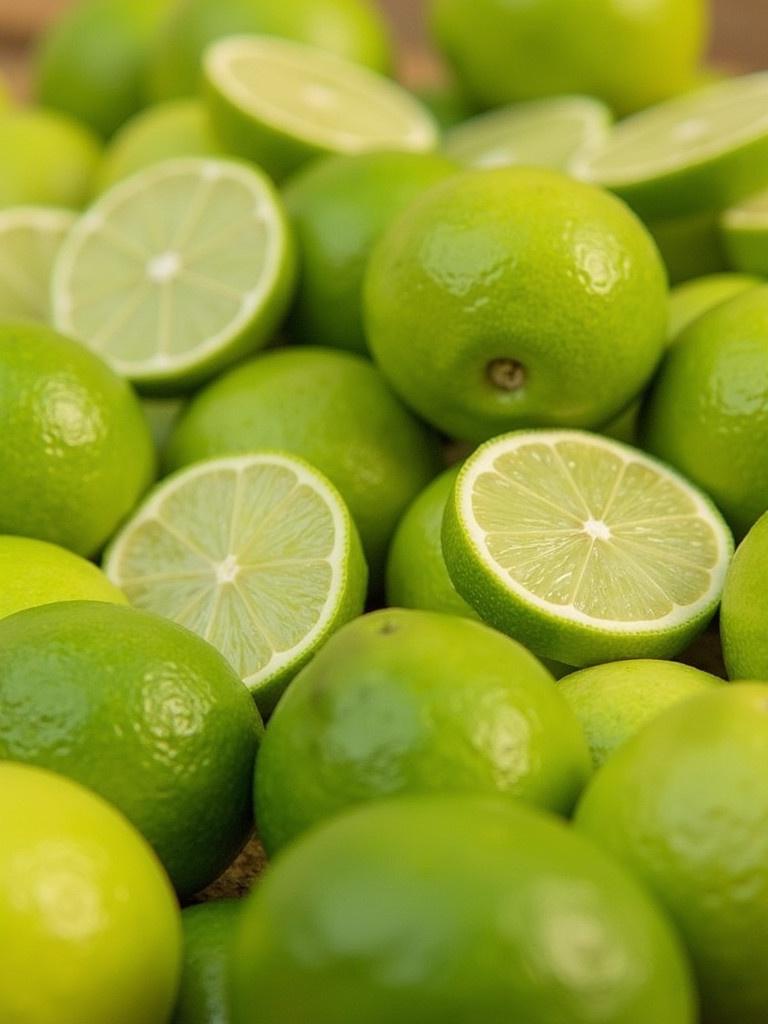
[0,206,75,321]
[105,453,367,712]
[204,35,438,180]
[0,763,181,1024]
[647,210,727,284]
[174,901,242,1024]
[52,157,296,394]
[668,271,762,339]
[443,429,733,667]
[720,512,768,680]
[721,187,768,275]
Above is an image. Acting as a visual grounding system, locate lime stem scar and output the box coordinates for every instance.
[487,359,526,392]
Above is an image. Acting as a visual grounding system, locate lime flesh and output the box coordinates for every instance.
[0,206,75,321]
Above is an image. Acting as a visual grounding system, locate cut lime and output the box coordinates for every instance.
[104,453,367,711]
[51,157,295,394]
[721,188,768,276]
[444,96,612,172]
[574,73,768,220]
[204,35,438,180]
[0,207,75,321]
[443,430,733,667]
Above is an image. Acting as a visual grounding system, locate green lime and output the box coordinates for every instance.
[52,157,296,395]
[165,347,442,578]
[641,284,768,538]
[0,763,181,1024]
[668,271,762,339]
[174,901,241,1024]
[105,453,367,713]
[412,82,472,132]
[142,397,186,458]
[365,167,668,442]
[0,206,75,321]
[576,683,768,1024]
[0,600,262,898]
[721,187,768,275]
[0,322,155,556]
[647,210,727,285]
[204,35,438,180]
[232,795,695,1023]
[284,150,456,353]
[720,512,768,679]
[443,429,733,667]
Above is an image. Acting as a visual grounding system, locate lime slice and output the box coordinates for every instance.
[204,35,439,180]
[104,453,367,711]
[721,189,768,276]
[443,430,733,667]
[444,96,612,172]
[574,73,768,220]
[51,157,295,395]
[0,206,75,321]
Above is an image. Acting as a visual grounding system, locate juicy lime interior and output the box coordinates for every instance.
[0,207,75,320]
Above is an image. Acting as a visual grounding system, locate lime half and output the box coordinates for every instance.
[721,189,768,275]
[204,35,438,180]
[52,157,295,394]
[104,453,367,711]
[0,207,75,321]
[574,73,768,220]
[443,430,733,667]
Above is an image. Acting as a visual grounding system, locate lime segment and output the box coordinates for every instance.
[721,188,768,275]
[0,206,75,321]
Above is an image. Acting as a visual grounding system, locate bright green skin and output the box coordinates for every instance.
[648,211,727,286]
[0,601,263,898]
[576,683,768,1024]
[174,901,241,1024]
[147,0,392,102]
[365,167,668,442]
[232,795,695,1024]
[430,0,707,116]
[668,272,762,340]
[0,764,181,1024]
[559,659,720,767]
[0,108,101,208]
[0,322,155,556]
[641,285,768,539]
[720,512,768,679]
[165,347,442,579]
[284,151,457,354]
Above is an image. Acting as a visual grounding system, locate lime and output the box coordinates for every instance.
[641,284,768,538]
[174,901,241,1024]
[164,347,442,578]
[720,512,768,680]
[668,271,762,339]
[105,453,367,712]
[0,206,75,321]
[204,35,438,180]
[576,683,768,1024]
[575,72,768,221]
[0,600,262,897]
[0,322,155,556]
[284,150,456,353]
[721,187,768,275]
[647,210,727,285]
[0,763,181,1024]
[413,82,472,132]
[365,166,668,442]
[142,397,186,457]
[443,429,733,667]
[444,95,612,172]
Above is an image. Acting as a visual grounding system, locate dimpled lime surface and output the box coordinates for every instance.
[0,322,155,556]
[668,272,762,339]
[174,901,241,1024]
[0,763,181,1024]
[365,167,668,442]
[576,684,768,1024]
[0,601,263,898]
[232,796,695,1024]
[721,513,768,680]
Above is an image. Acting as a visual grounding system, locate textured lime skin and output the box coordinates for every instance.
[232,795,695,1024]
[365,167,668,442]
[0,763,181,1024]
[174,901,241,1024]
[0,323,155,556]
[720,513,768,679]
[284,151,457,353]
[576,684,768,1024]
[641,285,768,539]
[559,660,721,767]
[0,601,263,898]
[668,272,762,340]
[165,347,441,578]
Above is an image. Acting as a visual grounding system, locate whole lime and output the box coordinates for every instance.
[0,601,263,898]
[174,901,242,1024]
[721,512,768,679]
[668,272,762,340]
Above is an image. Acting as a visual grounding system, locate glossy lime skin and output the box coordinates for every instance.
[0,601,263,898]
[232,795,695,1024]
[0,323,155,556]
[641,284,768,539]
[365,167,668,442]
[174,901,241,1024]
[721,512,768,679]
[0,763,181,1024]
[576,684,768,1024]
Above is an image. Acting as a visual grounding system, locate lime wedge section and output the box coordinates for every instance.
[51,157,295,394]
[443,430,733,667]
[721,189,768,275]
[574,73,768,220]
[204,35,439,180]
[0,207,75,321]
[104,453,367,712]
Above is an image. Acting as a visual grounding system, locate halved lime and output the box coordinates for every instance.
[204,35,439,180]
[574,73,768,220]
[721,189,768,276]
[104,453,367,711]
[51,157,295,394]
[0,207,75,321]
[443,430,733,667]
[445,96,612,172]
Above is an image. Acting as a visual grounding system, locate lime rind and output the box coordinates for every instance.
[0,206,75,321]
[721,188,768,275]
